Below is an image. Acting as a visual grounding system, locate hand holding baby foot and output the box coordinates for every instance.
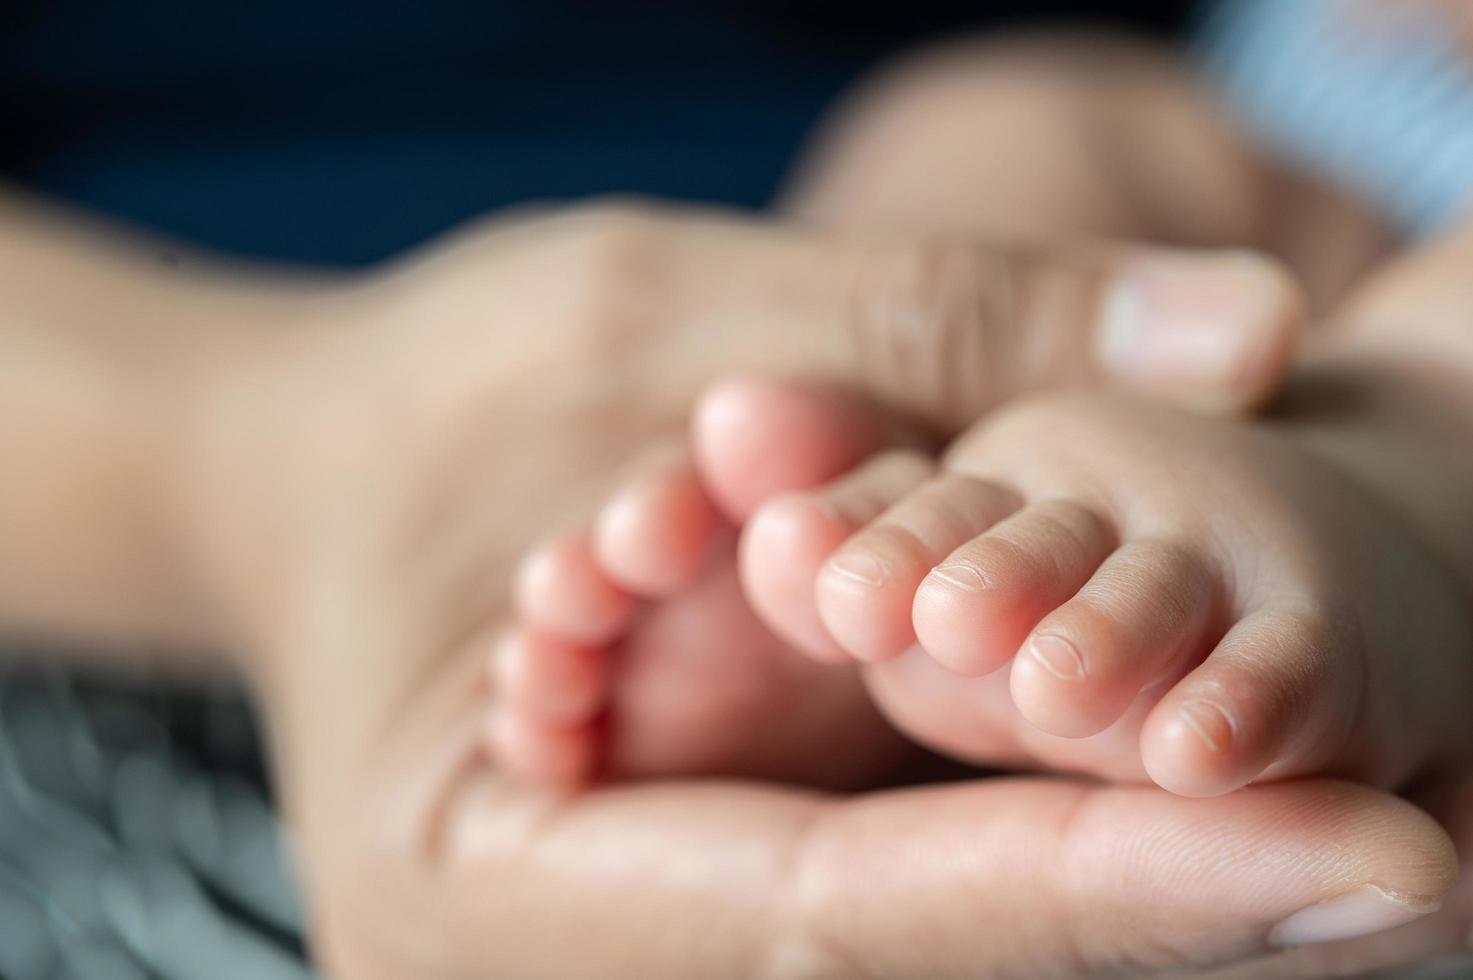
[166,203,1309,975]
[1,81,1455,975]
[471,377,1462,974]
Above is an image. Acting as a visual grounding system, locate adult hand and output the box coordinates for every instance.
[161,203,1360,978]
[1193,777,1473,980]
[313,771,1452,979]
[0,192,1315,976]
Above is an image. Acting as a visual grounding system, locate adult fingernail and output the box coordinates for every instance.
[1269,885,1438,947]
[1098,251,1301,408]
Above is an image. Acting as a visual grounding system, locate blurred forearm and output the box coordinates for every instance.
[0,188,320,665]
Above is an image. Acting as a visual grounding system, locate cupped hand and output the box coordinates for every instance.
[316,767,1454,979]
[174,202,1315,977]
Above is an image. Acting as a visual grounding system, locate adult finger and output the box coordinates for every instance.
[517,204,1305,427]
[1186,773,1473,979]
[428,774,1453,980]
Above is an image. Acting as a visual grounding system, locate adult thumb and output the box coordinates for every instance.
[644,211,1305,427]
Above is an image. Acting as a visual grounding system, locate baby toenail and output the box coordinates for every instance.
[827,552,888,587]
[930,562,991,592]
[1178,699,1234,753]
[1027,634,1086,681]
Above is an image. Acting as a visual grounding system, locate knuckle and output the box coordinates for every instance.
[1053,791,1195,973]
[556,201,669,340]
[565,197,666,250]
[846,241,1021,425]
[759,823,875,980]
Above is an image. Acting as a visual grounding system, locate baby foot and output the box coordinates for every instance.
[742,388,1473,796]
[485,381,915,790]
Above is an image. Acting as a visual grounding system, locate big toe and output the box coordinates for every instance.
[693,376,920,521]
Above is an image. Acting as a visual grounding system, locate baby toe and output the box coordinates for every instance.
[1010,539,1220,738]
[817,473,1021,663]
[593,446,722,597]
[485,706,598,790]
[741,449,933,662]
[491,627,608,725]
[1141,606,1352,797]
[913,499,1116,676]
[515,528,636,644]
[693,376,909,521]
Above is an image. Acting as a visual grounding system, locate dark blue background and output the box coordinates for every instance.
[0,1,1187,265]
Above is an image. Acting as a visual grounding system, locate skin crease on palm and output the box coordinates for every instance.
[0,37,1468,980]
